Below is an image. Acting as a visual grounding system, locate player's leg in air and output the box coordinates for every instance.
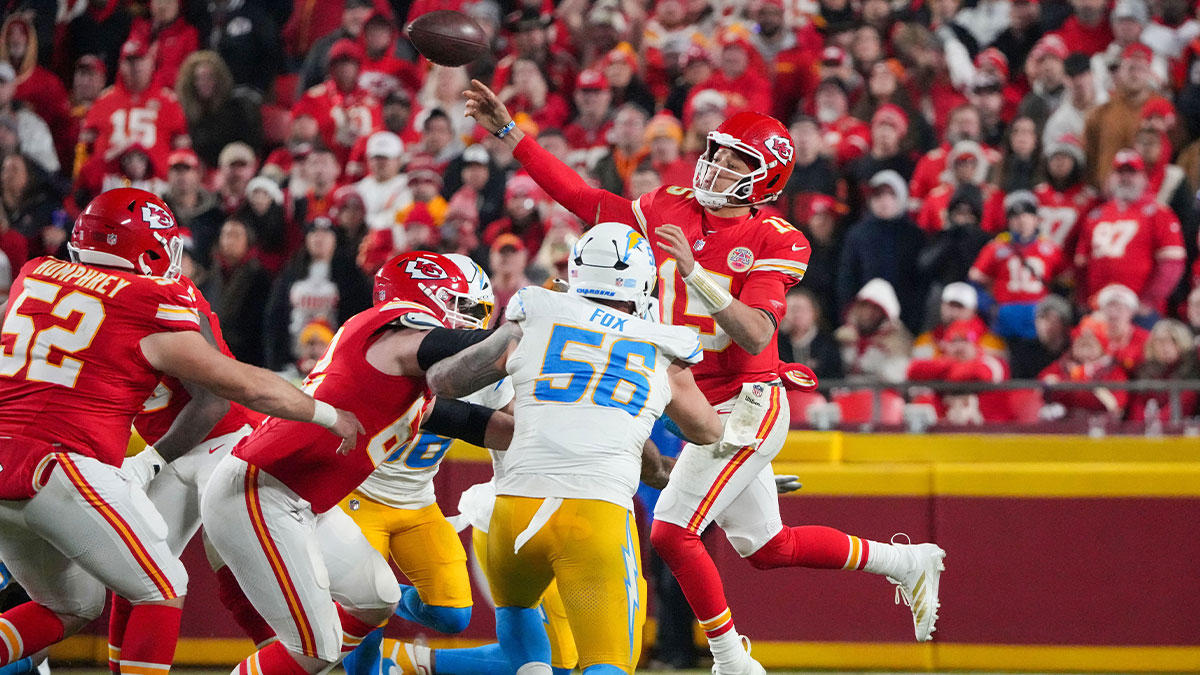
[652,386,946,674]
[385,510,579,675]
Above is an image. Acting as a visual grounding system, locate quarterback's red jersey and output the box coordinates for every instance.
[83,83,188,178]
[233,301,436,513]
[291,82,383,154]
[971,234,1067,304]
[1034,182,1098,253]
[134,277,253,446]
[0,258,200,496]
[1074,198,1186,308]
[511,132,808,404]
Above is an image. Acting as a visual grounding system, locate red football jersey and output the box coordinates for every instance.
[821,116,870,167]
[1034,182,1099,253]
[0,258,201,493]
[232,300,437,513]
[916,183,1006,234]
[83,83,188,178]
[292,82,383,154]
[971,234,1067,304]
[1074,198,1186,309]
[629,187,809,404]
[134,277,253,446]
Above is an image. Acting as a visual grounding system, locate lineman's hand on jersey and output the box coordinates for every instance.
[657,224,695,276]
[778,362,818,392]
[331,408,367,455]
[121,446,165,488]
[463,79,514,135]
[775,475,803,494]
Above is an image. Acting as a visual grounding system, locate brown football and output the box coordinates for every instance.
[406,10,489,67]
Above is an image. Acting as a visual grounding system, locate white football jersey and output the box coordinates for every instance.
[354,376,514,509]
[498,286,702,509]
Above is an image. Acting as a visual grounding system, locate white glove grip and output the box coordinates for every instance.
[122,445,165,488]
[312,400,339,429]
[682,263,733,314]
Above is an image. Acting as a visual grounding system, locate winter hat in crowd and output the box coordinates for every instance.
[1004,190,1039,218]
[947,140,989,184]
[944,319,983,344]
[1072,315,1110,352]
[246,176,284,205]
[1096,283,1139,311]
[872,104,909,137]
[948,183,985,221]
[868,169,909,210]
[1045,134,1085,165]
[1111,0,1148,26]
[855,278,901,323]
[942,281,978,311]
[973,48,1009,80]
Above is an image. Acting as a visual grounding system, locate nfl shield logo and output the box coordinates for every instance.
[693,240,706,252]
[107,234,118,245]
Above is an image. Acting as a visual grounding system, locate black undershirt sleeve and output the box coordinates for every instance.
[421,398,495,447]
[415,327,495,371]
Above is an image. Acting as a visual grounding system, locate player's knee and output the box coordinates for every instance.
[746,528,792,570]
[649,520,698,563]
[427,605,471,634]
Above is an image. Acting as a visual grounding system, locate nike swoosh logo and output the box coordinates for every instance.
[792,244,807,251]
[207,443,225,455]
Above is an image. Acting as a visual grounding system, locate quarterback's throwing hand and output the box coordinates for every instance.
[657,224,695,276]
[463,79,513,136]
[332,409,366,455]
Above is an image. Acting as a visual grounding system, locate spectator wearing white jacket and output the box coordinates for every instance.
[0,63,58,175]
[355,130,411,231]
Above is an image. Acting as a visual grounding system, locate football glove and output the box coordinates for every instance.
[778,362,818,392]
[122,446,165,488]
[775,474,803,494]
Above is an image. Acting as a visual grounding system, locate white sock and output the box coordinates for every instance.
[515,664,553,675]
[863,540,905,577]
[708,628,748,667]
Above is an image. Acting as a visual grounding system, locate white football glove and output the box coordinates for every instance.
[122,446,165,488]
[775,475,803,494]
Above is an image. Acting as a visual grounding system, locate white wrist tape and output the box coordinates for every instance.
[141,445,165,466]
[312,400,339,429]
[682,263,733,314]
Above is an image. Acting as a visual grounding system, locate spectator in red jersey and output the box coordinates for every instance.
[1083,43,1170,187]
[482,174,547,253]
[643,113,690,187]
[288,145,343,253]
[684,35,771,120]
[563,69,614,150]
[329,185,368,254]
[836,277,913,383]
[1039,316,1129,418]
[176,51,263,169]
[1,15,71,171]
[354,130,410,232]
[342,89,420,178]
[81,38,188,179]
[971,191,1068,343]
[850,59,931,153]
[488,232,532,318]
[993,116,1042,193]
[907,319,1010,425]
[263,116,320,185]
[909,104,999,211]
[293,39,382,158]
[664,44,714,121]
[1091,0,1170,96]
[1095,283,1151,373]
[844,104,915,219]
[0,62,56,175]
[500,58,570,131]
[749,0,816,65]
[814,77,870,167]
[492,8,578,101]
[296,0,376,93]
[602,45,655,117]
[1042,53,1096,153]
[917,140,1005,234]
[1129,319,1199,421]
[214,141,258,215]
[1132,126,1192,219]
[1017,35,1069,129]
[395,155,448,227]
[1050,0,1114,55]
[1074,150,1186,320]
[594,104,649,196]
[913,281,1008,360]
[73,143,166,206]
[210,216,272,366]
[162,148,223,267]
[357,12,421,101]
[1034,135,1098,252]
[129,0,199,92]
[972,48,1023,123]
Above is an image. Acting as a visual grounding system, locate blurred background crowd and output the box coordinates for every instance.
[2,0,1200,425]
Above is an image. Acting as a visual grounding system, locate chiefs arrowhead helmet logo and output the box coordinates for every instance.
[405,256,449,280]
[765,135,794,166]
[141,203,176,230]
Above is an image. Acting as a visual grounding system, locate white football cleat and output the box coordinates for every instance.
[385,640,433,675]
[887,534,946,642]
[711,636,767,675]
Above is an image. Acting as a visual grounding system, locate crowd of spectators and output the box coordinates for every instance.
[3,0,1200,425]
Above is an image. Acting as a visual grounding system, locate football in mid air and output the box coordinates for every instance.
[406,10,489,67]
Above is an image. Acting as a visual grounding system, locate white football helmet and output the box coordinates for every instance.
[443,253,495,329]
[567,222,656,317]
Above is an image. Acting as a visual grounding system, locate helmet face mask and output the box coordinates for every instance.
[692,112,794,210]
[568,222,657,317]
[442,252,495,330]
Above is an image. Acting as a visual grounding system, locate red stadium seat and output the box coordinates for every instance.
[786,390,827,427]
[832,389,904,425]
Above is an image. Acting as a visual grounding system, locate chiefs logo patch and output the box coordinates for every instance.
[765,135,794,165]
[141,203,176,230]
[405,256,449,280]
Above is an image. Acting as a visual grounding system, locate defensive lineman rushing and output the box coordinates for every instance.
[0,188,361,669]
[465,80,946,673]
[426,222,723,675]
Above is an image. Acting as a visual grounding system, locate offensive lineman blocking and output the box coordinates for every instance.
[464,81,946,674]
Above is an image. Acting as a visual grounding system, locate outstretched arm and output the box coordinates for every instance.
[463,80,633,227]
[426,322,524,398]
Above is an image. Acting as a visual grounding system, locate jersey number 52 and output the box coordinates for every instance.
[0,279,106,388]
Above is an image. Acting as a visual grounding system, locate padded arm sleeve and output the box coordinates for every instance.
[416,328,495,371]
[422,398,495,448]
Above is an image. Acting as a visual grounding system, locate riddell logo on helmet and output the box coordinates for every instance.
[765,136,794,165]
[405,257,449,280]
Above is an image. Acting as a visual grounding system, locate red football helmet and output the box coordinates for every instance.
[693,112,795,209]
[373,251,479,328]
[69,188,184,279]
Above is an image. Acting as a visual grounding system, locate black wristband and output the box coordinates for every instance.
[422,398,495,447]
[416,328,494,371]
